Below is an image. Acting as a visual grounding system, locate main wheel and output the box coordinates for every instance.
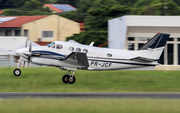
[62,75,69,84]
[13,68,21,76]
[68,75,76,84]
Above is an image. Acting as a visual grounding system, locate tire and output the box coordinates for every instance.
[68,76,76,84]
[62,75,69,84]
[13,68,21,76]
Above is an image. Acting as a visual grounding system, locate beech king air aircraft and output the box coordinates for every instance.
[13,33,170,84]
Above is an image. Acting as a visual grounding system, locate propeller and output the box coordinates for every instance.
[23,40,32,68]
[23,40,28,68]
[27,41,32,67]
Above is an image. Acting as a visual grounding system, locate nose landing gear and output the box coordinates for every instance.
[13,68,21,76]
[62,71,76,84]
[13,60,22,76]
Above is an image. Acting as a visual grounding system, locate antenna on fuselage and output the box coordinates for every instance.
[89,42,94,46]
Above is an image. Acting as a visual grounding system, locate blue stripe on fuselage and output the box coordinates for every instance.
[32,50,66,57]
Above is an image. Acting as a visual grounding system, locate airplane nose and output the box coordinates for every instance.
[15,49,22,56]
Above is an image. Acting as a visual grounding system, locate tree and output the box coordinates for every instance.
[19,0,42,11]
[86,4,130,30]
[131,0,180,15]
[58,10,88,20]
[173,0,180,6]
[67,3,131,47]
[0,0,27,9]
[116,0,138,6]
[67,31,108,46]
[2,9,23,16]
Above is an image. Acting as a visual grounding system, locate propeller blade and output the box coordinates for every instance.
[23,61,25,69]
[25,40,28,48]
[29,41,32,53]
[27,56,30,68]
[27,41,32,68]
[27,62,29,68]
[28,61,30,68]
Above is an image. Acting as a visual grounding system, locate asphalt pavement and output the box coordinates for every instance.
[1,92,180,98]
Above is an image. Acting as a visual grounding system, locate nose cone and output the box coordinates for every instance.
[15,49,23,56]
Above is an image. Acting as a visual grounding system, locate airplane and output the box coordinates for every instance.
[13,32,170,84]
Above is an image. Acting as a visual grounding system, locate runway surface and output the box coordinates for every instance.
[1,93,180,98]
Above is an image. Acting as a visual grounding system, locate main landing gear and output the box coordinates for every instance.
[62,71,76,84]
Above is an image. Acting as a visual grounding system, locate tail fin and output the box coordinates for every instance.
[139,33,170,50]
[138,33,170,60]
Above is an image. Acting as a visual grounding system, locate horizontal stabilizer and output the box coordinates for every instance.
[131,57,156,63]
[60,52,89,68]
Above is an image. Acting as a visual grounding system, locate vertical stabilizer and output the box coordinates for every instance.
[138,33,170,60]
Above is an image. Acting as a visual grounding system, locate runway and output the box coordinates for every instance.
[1,93,180,98]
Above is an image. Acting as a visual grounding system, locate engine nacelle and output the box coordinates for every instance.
[31,58,42,65]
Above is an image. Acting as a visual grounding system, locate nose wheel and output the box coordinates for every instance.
[13,59,22,76]
[13,68,21,76]
[62,71,76,84]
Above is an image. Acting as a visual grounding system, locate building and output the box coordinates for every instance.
[0,15,81,42]
[74,20,85,31]
[108,15,180,65]
[44,4,76,13]
[0,10,3,15]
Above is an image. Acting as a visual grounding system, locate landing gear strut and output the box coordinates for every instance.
[62,71,76,84]
[13,60,22,76]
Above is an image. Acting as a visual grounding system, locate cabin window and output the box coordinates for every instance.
[83,49,88,53]
[69,46,74,51]
[76,48,81,52]
[107,53,112,57]
[56,44,62,49]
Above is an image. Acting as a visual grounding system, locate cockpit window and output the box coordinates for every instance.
[47,42,55,48]
[51,44,55,48]
[56,44,63,49]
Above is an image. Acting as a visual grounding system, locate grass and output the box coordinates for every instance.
[0,98,180,113]
[0,67,180,92]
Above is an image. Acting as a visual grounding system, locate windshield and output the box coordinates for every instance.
[47,42,55,48]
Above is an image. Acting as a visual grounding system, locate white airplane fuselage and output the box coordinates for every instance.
[15,41,159,71]
[13,33,170,84]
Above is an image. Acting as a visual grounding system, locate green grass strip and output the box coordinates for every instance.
[0,67,180,92]
[0,98,180,113]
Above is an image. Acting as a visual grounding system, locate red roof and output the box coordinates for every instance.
[35,41,51,46]
[44,4,62,13]
[0,15,48,28]
[0,10,3,14]
[74,20,85,31]
[44,4,76,13]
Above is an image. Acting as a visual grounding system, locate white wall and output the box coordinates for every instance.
[0,36,27,51]
[108,17,127,49]
[108,15,180,49]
